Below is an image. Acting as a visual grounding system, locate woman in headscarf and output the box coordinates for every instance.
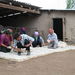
[32,31,44,47]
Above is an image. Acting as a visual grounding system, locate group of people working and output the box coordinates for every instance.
[0,27,58,56]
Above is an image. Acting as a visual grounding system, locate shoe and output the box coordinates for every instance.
[27,51,30,55]
[18,52,21,56]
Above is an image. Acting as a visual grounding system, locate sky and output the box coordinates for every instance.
[16,0,67,9]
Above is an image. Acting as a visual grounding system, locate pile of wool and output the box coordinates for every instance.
[58,41,68,48]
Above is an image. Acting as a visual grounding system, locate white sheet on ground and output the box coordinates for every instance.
[0,41,75,62]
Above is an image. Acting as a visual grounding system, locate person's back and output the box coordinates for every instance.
[20,34,34,46]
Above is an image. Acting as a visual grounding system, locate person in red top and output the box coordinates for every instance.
[0,31,2,46]
[0,29,13,53]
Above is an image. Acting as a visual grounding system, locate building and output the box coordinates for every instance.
[0,0,75,43]
[0,0,40,34]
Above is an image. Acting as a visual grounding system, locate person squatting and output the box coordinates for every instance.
[0,27,58,56]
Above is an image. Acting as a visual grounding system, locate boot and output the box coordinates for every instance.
[18,52,21,56]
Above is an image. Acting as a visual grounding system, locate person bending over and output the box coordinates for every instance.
[13,33,34,55]
[0,30,13,53]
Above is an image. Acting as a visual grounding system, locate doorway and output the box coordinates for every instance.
[53,18,63,41]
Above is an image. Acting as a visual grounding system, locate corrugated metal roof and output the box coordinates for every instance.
[41,9,75,11]
[0,0,40,9]
[0,0,40,18]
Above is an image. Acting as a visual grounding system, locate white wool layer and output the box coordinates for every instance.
[58,41,67,48]
[0,41,75,62]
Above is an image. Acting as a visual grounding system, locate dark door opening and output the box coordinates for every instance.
[53,18,63,41]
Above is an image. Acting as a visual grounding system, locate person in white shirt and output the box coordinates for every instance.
[47,28,58,49]
[13,33,34,55]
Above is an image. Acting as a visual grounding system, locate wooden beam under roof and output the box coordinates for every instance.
[0,3,40,14]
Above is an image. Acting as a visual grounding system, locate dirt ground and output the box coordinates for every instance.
[0,50,75,75]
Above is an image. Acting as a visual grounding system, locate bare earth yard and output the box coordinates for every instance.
[0,50,75,75]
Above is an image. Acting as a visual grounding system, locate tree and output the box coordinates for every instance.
[67,0,75,9]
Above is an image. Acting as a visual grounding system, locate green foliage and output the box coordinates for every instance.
[67,0,75,9]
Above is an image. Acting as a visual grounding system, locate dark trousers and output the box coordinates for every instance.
[17,39,30,52]
[32,41,42,47]
[0,46,11,53]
